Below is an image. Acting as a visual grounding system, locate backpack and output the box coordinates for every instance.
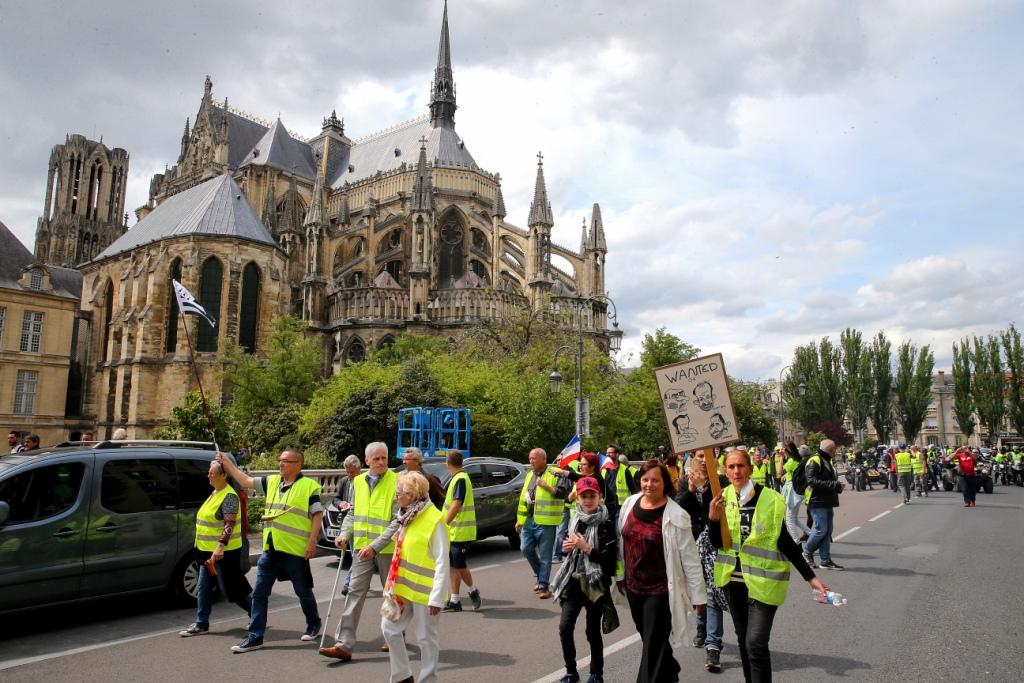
[791,456,811,496]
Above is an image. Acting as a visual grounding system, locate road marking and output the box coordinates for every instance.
[868,510,891,522]
[531,633,642,682]
[834,526,861,541]
[892,503,905,509]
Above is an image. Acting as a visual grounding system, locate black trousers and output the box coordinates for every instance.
[558,581,606,676]
[626,590,679,683]
[726,581,779,683]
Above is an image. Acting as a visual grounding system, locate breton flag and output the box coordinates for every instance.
[172,279,216,329]
[556,434,582,468]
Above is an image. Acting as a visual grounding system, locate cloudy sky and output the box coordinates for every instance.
[2,0,1021,380]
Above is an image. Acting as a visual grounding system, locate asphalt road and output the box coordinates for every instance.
[2,483,1022,682]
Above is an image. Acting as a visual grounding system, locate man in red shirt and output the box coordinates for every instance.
[955,448,978,507]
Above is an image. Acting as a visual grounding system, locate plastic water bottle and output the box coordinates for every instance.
[812,589,848,606]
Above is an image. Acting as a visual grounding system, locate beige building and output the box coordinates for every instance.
[1,220,85,446]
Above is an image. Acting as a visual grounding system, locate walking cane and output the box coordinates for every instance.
[319,548,347,649]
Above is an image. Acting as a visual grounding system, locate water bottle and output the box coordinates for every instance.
[812,589,847,606]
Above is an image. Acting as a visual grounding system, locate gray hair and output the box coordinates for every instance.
[396,471,429,500]
[342,454,361,469]
[112,428,127,440]
[798,444,811,457]
[365,442,388,459]
[403,447,422,462]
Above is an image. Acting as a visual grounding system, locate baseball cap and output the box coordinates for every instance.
[576,476,602,495]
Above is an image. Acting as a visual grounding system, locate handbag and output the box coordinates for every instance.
[601,597,619,634]
[380,590,403,623]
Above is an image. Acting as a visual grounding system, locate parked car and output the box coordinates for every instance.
[0,440,226,613]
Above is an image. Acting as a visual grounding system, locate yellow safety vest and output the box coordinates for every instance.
[911,454,925,474]
[444,471,477,542]
[564,460,581,510]
[751,462,768,486]
[352,470,397,554]
[615,464,636,505]
[195,486,242,552]
[895,451,913,474]
[394,504,447,606]
[263,475,320,557]
[517,467,562,526]
[713,485,790,606]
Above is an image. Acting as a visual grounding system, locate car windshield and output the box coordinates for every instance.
[394,461,452,486]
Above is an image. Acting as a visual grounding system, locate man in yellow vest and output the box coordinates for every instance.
[443,449,481,611]
[613,450,639,518]
[217,449,323,653]
[911,446,928,498]
[516,447,566,599]
[320,441,398,661]
[895,445,914,504]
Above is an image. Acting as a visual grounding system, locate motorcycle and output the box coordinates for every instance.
[1013,460,1024,487]
[940,459,958,492]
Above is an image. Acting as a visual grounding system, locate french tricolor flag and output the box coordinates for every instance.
[556,434,582,467]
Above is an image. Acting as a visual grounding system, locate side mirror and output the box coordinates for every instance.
[0,501,9,525]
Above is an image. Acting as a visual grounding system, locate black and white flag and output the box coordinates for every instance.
[172,279,216,329]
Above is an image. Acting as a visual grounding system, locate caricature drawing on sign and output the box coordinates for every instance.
[708,412,731,440]
[663,388,688,411]
[671,413,698,444]
[693,380,716,411]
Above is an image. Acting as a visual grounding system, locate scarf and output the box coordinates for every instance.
[384,497,431,608]
[550,503,609,603]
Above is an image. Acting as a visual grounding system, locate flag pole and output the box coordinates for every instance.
[179,308,221,453]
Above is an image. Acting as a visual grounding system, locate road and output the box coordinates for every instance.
[2,483,1022,682]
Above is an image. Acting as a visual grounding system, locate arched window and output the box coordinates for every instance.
[346,337,365,364]
[165,259,182,352]
[101,280,114,362]
[438,212,465,287]
[196,257,222,352]
[239,262,260,354]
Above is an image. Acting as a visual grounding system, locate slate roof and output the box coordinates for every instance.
[329,116,477,189]
[238,119,317,180]
[93,174,276,262]
[209,105,270,170]
[0,220,81,299]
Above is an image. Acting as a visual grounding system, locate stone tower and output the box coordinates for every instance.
[35,134,129,268]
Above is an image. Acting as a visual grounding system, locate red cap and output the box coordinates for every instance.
[576,476,602,495]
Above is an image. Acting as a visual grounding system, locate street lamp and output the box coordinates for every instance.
[548,294,621,437]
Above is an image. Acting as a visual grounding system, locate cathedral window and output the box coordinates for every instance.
[19,311,44,353]
[197,257,223,352]
[469,259,489,284]
[0,307,5,347]
[239,262,261,354]
[13,370,39,415]
[101,280,113,362]
[383,260,403,284]
[70,157,82,214]
[346,337,365,364]
[438,213,465,287]
[165,259,182,353]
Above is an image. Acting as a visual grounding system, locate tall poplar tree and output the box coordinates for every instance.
[972,335,1006,444]
[951,339,976,438]
[893,342,935,444]
[869,331,896,443]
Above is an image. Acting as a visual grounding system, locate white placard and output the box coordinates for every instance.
[654,352,740,453]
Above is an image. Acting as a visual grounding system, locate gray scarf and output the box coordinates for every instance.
[550,503,609,603]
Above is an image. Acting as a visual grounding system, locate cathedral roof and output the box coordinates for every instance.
[209,105,270,170]
[329,116,476,189]
[0,220,81,298]
[238,119,317,180]
[93,174,275,262]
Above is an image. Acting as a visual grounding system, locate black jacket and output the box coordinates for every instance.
[675,474,729,540]
[569,517,618,588]
[805,449,842,508]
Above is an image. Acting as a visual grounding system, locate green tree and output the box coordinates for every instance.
[155,391,235,450]
[951,339,976,438]
[729,379,777,447]
[784,337,844,429]
[840,328,872,441]
[972,335,1006,444]
[1000,323,1024,437]
[893,342,935,444]
[869,332,896,443]
[639,327,701,372]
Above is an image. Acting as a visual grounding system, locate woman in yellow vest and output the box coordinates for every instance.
[382,471,449,683]
[179,459,252,637]
[709,450,831,681]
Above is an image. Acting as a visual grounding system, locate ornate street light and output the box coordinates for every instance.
[548,368,563,394]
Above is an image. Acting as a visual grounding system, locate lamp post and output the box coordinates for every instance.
[549,294,622,437]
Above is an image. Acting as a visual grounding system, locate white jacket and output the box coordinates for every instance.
[617,493,708,650]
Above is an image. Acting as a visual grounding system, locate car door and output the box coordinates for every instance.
[0,456,91,610]
[482,462,523,535]
[80,452,179,597]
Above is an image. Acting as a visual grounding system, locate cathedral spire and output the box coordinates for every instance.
[262,173,276,228]
[304,153,325,228]
[528,152,554,227]
[580,217,589,253]
[492,174,507,218]
[590,203,606,251]
[411,137,434,213]
[429,0,457,129]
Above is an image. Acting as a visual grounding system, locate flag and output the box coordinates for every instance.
[597,452,616,470]
[172,279,216,329]
[557,434,582,468]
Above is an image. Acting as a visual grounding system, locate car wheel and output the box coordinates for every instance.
[506,530,521,550]
[943,481,953,491]
[171,554,207,606]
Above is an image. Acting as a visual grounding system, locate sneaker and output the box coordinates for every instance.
[231,636,264,653]
[692,624,706,648]
[705,649,722,673]
[179,623,208,637]
[802,553,818,568]
[300,621,322,641]
[559,674,580,683]
[552,556,563,564]
[468,589,482,611]
[585,674,604,683]
[443,600,463,612]
[819,560,845,570]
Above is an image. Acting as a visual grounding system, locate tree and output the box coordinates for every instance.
[808,420,853,447]
[893,342,935,444]
[1000,323,1024,437]
[784,337,844,429]
[730,380,778,447]
[840,328,872,442]
[155,391,235,450]
[639,327,701,372]
[869,332,896,444]
[972,335,1006,445]
[951,339,976,438]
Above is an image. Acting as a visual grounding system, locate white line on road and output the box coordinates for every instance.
[868,510,891,522]
[892,503,905,510]
[531,633,642,683]
[834,526,861,541]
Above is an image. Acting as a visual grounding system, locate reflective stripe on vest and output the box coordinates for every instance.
[517,468,562,526]
[713,486,791,606]
[262,475,320,557]
[895,451,913,473]
[195,486,242,551]
[911,455,925,474]
[353,470,397,553]
[393,505,446,606]
[443,470,477,542]
[751,463,768,485]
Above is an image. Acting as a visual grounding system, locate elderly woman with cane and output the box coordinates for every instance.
[380,471,450,683]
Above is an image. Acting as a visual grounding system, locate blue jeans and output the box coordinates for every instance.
[248,550,320,639]
[520,517,556,589]
[696,596,724,652]
[195,559,253,629]
[805,505,834,562]
[553,508,570,560]
[960,475,977,503]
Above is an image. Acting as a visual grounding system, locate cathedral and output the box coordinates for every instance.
[31,3,617,438]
